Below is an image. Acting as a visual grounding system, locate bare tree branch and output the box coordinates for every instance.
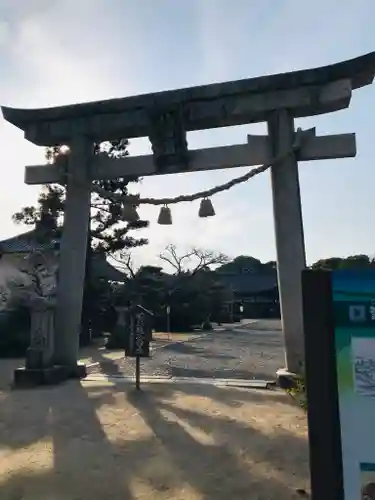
[108,252,137,279]
[159,244,228,275]
[159,244,194,274]
[190,248,229,275]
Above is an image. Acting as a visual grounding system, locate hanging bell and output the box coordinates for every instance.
[198,198,215,218]
[157,205,172,225]
[121,204,140,222]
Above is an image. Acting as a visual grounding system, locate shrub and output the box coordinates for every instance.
[0,303,31,357]
[285,376,307,411]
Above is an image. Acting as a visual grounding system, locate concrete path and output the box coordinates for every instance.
[84,373,272,389]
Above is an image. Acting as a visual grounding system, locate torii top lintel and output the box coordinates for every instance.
[2,51,375,147]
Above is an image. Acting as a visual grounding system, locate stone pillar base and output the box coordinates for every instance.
[276,368,300,390]
[13,366,68,389]
[13,363,87,389]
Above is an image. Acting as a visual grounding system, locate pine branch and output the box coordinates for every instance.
[12,139,149,257]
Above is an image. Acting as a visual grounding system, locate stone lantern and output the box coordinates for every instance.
[25,296,55,370]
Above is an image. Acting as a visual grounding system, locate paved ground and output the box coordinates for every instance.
[87,320,285,383]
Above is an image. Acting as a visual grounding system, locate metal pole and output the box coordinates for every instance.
[166,305,171,340]
[135,355,140,390]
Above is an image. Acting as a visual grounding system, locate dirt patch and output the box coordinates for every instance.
[152,331,204,343]
[0,381,309,499]
[242,319,283,331]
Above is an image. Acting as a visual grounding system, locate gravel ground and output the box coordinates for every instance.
[88,324,285,382]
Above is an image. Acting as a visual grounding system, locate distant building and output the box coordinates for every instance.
[216,268,280,319]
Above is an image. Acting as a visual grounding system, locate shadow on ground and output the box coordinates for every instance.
[0,351,310,499]
[0,381,309,500]
[167,365,275,381]
[87,343,277,383]
[161,341,237,360]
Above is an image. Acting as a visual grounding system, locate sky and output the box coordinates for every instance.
[0,0,374,270]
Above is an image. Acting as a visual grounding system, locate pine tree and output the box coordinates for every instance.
[13,139,148,251]
[12,139,149,343]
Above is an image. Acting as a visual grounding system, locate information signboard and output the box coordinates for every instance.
[127,310,150,358]
[302,269,375,500]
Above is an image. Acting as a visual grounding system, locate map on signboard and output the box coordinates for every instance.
[360,463,375,500]
[352,337,375,397]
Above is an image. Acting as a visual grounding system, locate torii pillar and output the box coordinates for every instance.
[53,137,93,375]
[2,51,375,380]
[268,110,307,373]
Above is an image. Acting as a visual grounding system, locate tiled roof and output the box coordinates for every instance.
[0,230,58,253]
[216,271,278,293]
[90,254,127,282]
[0,230,126,283]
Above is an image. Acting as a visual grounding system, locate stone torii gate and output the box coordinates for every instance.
[2,51,375,378]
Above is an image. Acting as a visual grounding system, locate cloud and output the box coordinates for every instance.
[0,0,134,237]
[0,0,374,266]
[0,0,274,264]
[0,20,9,47]
[4,4,127,105]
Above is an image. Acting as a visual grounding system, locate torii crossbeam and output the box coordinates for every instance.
[2,51,375,379]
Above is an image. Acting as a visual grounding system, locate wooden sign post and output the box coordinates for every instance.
[302,269,375,500]
[125,304,154,391]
